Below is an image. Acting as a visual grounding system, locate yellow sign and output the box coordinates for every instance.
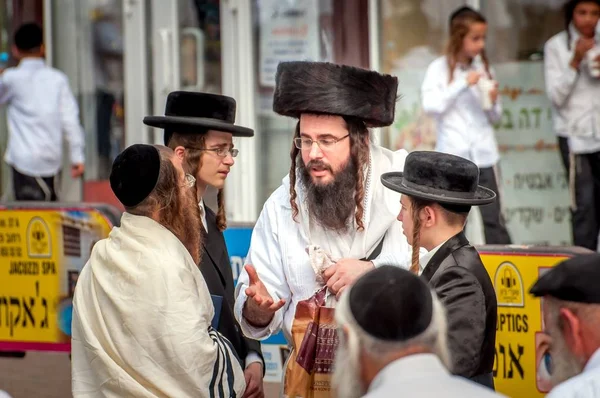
[0,208,113,350]
[480,248,588,398]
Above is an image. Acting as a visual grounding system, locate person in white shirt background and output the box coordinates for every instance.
[421,6,512,245]
[544,0,600,251]
[529,253,600,398]
[0,23,85,201]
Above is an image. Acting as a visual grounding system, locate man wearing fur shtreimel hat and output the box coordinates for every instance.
[234,61,416,350]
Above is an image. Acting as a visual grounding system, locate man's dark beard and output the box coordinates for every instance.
[159,186,203,264]
[299,156,358,232]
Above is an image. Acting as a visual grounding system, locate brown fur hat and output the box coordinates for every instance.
[272,61,398,127]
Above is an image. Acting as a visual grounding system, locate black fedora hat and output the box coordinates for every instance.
[143,91,254,145]
[381,151,496,206]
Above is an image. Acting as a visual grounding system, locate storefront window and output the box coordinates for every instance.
[378,0,468,151]
[483,0,570,247]
[252,0,335,209]
[180,0,222,94]
[379,0,571,245]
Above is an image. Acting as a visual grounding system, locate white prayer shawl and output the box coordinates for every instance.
[234,145,415,343]
[71,213,245,398]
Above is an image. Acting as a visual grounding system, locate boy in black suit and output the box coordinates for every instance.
[381,151,498,390]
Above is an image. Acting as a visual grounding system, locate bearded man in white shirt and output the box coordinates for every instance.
[234,61,413,349]
[544,0,600,251]
[71,144,245,397]
[530,253,600,397]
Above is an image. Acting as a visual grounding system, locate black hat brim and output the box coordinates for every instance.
[381,172,496,206]
[143,116,254,137]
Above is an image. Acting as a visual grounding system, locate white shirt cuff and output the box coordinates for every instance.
[235,290,283,340]
[245,351,263,369]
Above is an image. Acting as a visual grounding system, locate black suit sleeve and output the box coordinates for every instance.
[243,336,263,361]
[432,265,486,379]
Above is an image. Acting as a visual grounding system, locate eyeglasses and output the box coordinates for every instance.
[293,134,349,151]
[186,146,239,158]
[184,173,196,188]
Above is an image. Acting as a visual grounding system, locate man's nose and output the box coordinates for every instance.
[308,141,323,159]
[223,153,235,166]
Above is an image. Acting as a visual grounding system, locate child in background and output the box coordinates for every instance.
[421,6,511,245]
[544,0,600,251]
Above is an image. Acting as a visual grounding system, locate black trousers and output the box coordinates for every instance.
[571,151,600,251]
[558,136,570,173]
[478,167,512,244]
[96,89,115,159]
[12,167,59,201]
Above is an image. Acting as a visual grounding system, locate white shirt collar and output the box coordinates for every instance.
[418,240,447,276]
[198,200,208,232]
[18,57,45,68]
[585,348,600,372]
[568,23,582,49]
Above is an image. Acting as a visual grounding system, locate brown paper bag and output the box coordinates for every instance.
[283,287,339,398]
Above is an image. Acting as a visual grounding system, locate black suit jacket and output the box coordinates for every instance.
[421,232,497,389]
[200,206,263,369]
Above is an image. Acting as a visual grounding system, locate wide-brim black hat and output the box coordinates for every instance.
[272,61,398,127]
[143,91,254,144]
[381,151,496,206]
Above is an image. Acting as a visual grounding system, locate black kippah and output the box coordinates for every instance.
[349,265,433,341]
[110,144,161,207]
[530,253,600,304]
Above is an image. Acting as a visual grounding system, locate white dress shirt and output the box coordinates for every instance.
[544,25,600,154]
[364,354,505,397]
[418,240,447,276]
[421,56,502,168]
[0,58,85,177]
[547,348,600,398]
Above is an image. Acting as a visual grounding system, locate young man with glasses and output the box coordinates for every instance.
[234,61,415,358]
[144,91,265,398]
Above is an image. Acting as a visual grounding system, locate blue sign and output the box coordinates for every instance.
[224,226,287,346]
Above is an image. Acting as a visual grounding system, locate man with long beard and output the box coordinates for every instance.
[332,265,503,398]
[530,253,600,397]
[71,144,245,397]
[234,61,414,349]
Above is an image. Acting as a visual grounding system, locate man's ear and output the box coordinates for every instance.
[422,205,436,228]
[11,44,20,60]
[174,146,186,159]
[560,307,584,358]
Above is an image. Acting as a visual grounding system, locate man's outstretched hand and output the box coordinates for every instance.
[242,265,285,327]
